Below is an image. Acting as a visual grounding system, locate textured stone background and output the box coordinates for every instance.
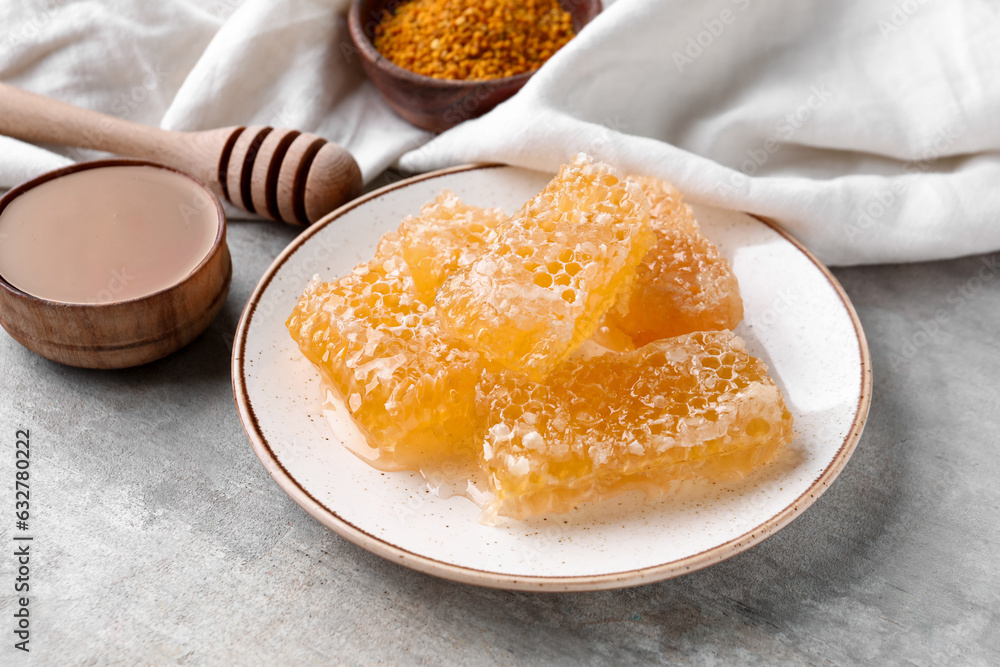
[1,213,998,665]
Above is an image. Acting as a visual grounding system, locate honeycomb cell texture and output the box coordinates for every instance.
[397,189,506,305]
[286,236,484,470]
[436,154,654,381]
[478,330,794,519]
[397,189,636,358]
[607,175,744,345]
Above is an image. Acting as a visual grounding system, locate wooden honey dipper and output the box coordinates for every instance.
[0,83,363,225]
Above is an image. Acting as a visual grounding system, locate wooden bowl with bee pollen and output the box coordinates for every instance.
[348,0,602,133]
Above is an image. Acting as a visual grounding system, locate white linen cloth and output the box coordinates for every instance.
[2,0,998,265]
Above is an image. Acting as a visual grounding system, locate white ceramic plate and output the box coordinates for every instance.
[232,164,871,592]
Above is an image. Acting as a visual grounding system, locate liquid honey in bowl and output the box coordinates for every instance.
[0,164,219,304]
[0,160,230,368]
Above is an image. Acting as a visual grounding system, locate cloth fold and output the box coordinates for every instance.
[2,0,998,265]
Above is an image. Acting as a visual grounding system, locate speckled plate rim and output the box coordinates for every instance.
[232,163,873,592]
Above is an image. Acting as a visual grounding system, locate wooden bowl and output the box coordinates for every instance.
[348,0,602,133]
[0,160,231,369]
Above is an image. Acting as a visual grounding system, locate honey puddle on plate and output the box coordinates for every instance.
[319,386,496,515]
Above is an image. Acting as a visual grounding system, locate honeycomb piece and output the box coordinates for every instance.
[607,176,744,345]
[436,154,654,381]
[478,330,793,519]
[630,175,699,235]
[286,239,484,470]
[397,189,506,305]
[396,190,637,358]
[375,229,404,259]
[396,190,636,357]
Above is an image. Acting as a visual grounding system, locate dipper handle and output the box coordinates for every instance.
[0,83,363,225]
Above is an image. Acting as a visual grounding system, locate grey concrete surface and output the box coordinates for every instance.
[1,214,998,665]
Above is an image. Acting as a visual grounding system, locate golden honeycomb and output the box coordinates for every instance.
[398,188,633,357]
[608,175,744,345]
[397,189,506,305]
[436,154,654,381]
[288,157,793,520]
[286,236,485,470]
[477,330,794,519]
[630,175,699,235]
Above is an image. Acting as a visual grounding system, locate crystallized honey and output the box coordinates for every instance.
[607,176,744,345]
[436,154,654,381]
[397,189,506,305]
[286,239,485,470]
[478,331,794,519]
